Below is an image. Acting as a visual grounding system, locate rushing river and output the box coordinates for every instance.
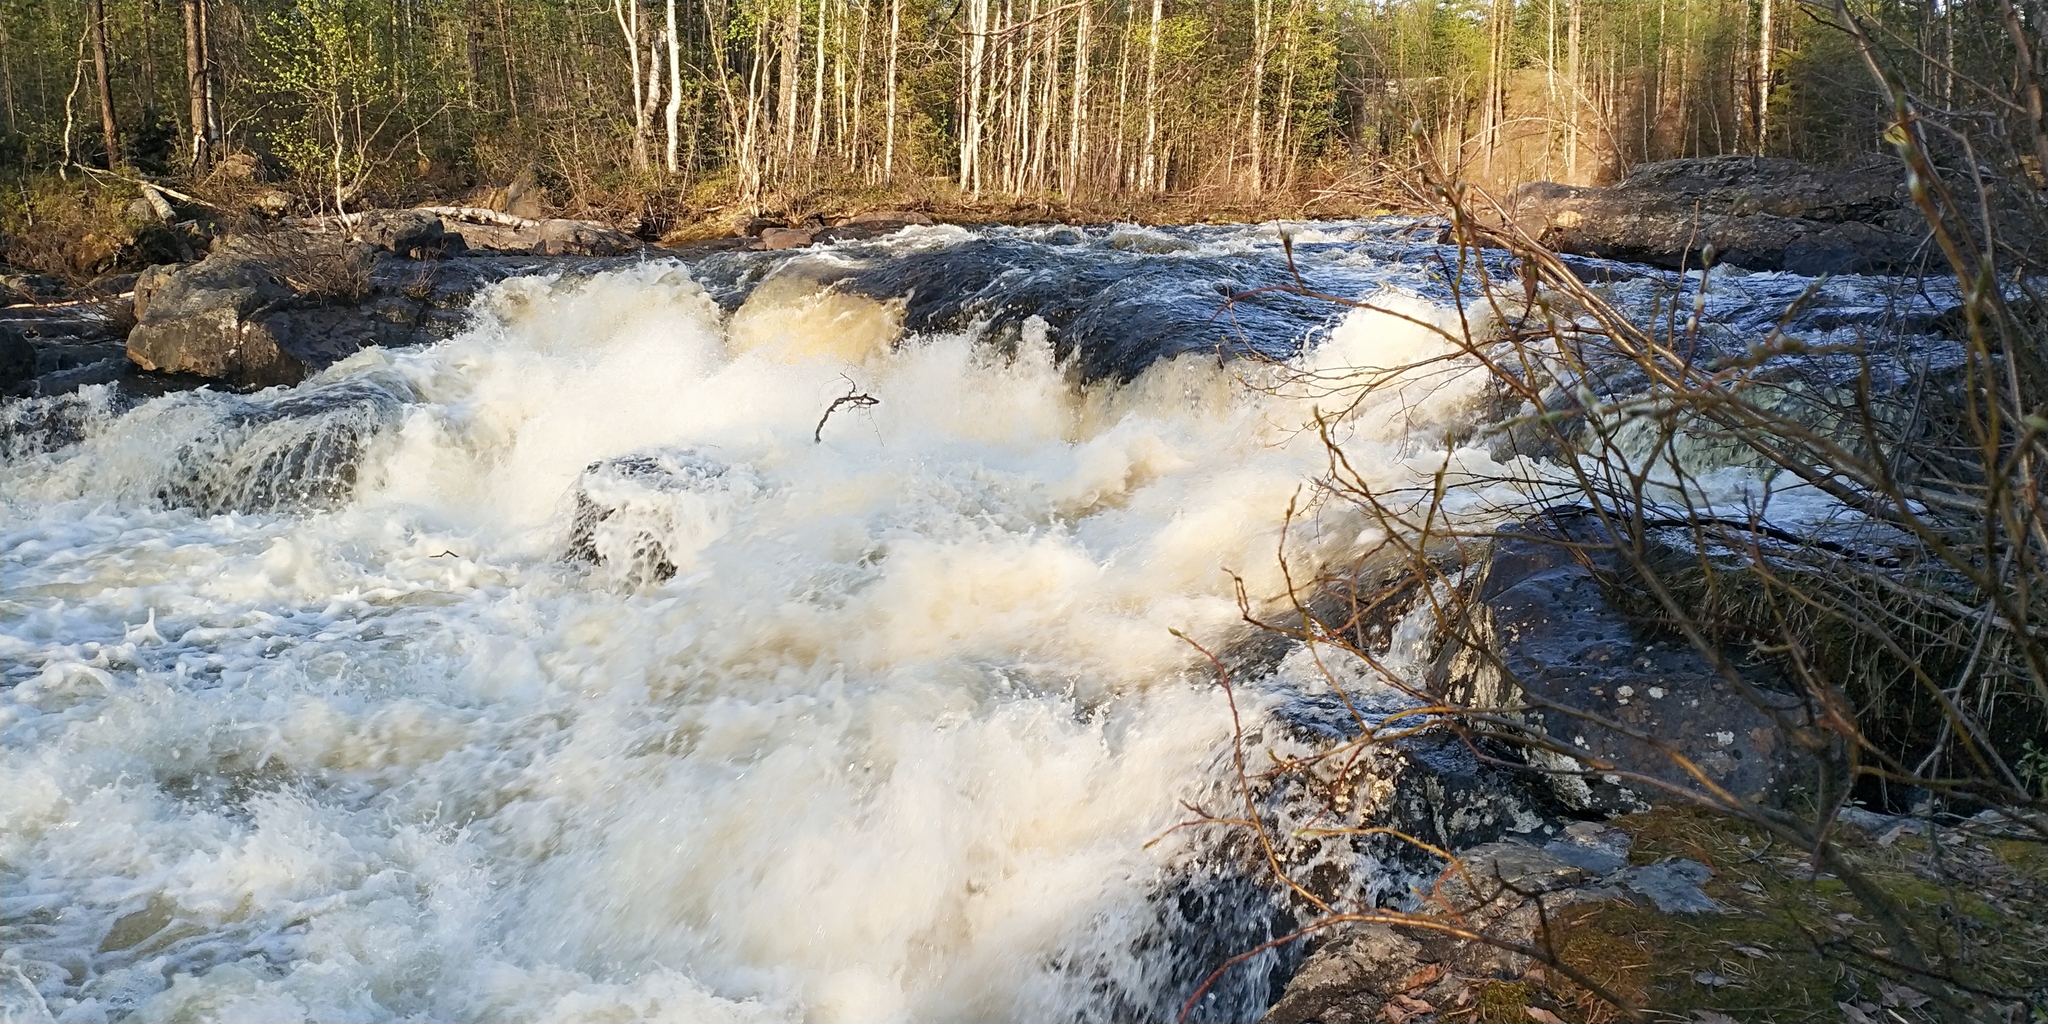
[0,221,1954,1024]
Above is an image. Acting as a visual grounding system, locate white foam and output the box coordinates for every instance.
[2,262,1524,1022]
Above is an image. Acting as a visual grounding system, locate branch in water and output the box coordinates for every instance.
[814,381,880,442]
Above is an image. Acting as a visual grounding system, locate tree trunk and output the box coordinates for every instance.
[853,0,870,171]
[617,0,651,172]
[1066,1,1091,194]
[778,0,801,166]
[2001,0,2048,188]
[961,0,989,191]
[884,0,900,180]
[88,0,120,168]
[1274,0,1299,187]
[1755,0,1772,154]
[1113,6,1132,190]
[1565,0,1581,177]
[666,0,684,173]
[1249,0,1267,192]
[1140,0,1161,192]
[182,0,209,171]
[810,0,827,162]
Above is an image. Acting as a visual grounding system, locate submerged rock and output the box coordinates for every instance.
[565,448,765,587]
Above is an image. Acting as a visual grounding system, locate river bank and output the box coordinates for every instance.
[5,157,2046,1023]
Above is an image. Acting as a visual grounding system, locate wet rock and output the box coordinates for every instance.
[2,269,67,305]
[152,372,419,513]
[355,211,468,259]
[533,218,636,256]
[1500,156,1928,274]
[758,227,815,250]
[0,326,37,397]
[1619,859,1722,913]
[565,448,765,586]
[1260,838,1617,1024]
[123,232,519,389]
[1435,511,1811,814]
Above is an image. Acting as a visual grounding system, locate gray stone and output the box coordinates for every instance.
[1544,820,1633,875]
[0,326,37,397]
[1260,925,1427,1024]
[1620,859,1724,914]
[533,218,635,256]
[1435,511,1812,814]
[1454,841,1594,897]
[759,227,815,250]
[1498,156,1929,274]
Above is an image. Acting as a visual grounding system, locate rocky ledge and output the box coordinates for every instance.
[2,206,949,398]
[1493,155,2043,276]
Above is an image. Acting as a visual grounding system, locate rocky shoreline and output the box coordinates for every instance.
[1,205,936,397]
[5,154,1992,401]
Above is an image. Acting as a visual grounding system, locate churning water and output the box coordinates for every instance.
[0,221,1954,1024]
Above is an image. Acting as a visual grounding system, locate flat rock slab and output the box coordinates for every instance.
[1497,155,1937,275]
[1436,511,1812,814]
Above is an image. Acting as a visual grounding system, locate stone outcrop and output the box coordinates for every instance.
[1497,156,1933,275]
[745,210,936,250]
[1261,822,1731,1024]
[1434,511,1812,815]
[123,231,565,389]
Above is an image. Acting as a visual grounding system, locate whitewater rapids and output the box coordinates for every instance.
[10,215,1921,1023]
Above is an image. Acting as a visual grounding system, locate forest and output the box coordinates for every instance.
[1,0,2036,231]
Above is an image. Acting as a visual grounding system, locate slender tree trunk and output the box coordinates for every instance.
[962,0,990,191]
[1755,0,1772,154]
[884,0,900,180]
[1274,0,1299,187]
[1140,0,1161,192]
[1565,0,1581,177]
[182,0,209,171]
[617,0,651,172]
[1113,5,1133,190]
[835,0,850,161]
[496,0,520,120]
[777,0,802,171]
[853,0,870,172]
[198,0,220,153]
[1032,5,1056,191]
[1066,1,1091,194]
[0,9,16,137]
[1249,0,1267,192]
[2002,0,2048,188]
[88,0,119,168]
[810,0,827,161]
[666,0,684,172]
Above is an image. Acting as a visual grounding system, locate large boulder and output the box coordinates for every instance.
[1499,156,1930,275]
[532,218,635,256]
[125,233,488,389]
[1434,511,1813,814]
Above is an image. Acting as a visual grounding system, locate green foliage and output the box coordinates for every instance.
[0,1,2026,212]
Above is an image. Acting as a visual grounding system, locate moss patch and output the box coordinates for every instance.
[1537,806,2048,1021]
